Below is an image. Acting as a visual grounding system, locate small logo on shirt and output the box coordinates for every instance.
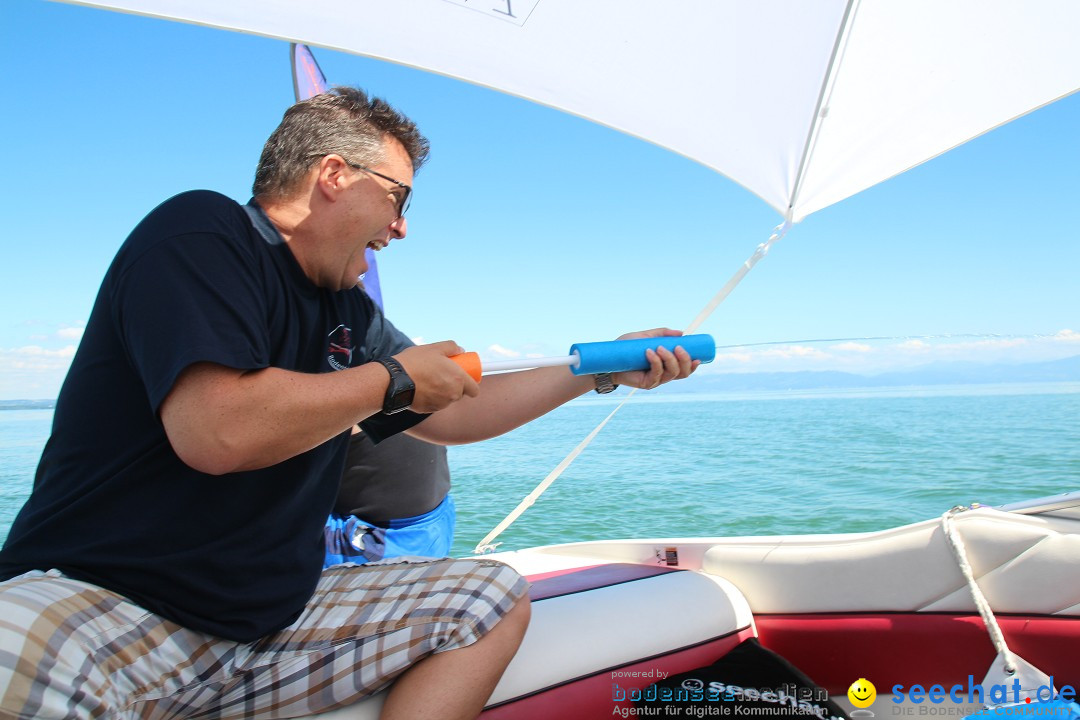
[327,324,353,371]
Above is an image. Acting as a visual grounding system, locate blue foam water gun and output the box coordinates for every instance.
[449,334,716,381]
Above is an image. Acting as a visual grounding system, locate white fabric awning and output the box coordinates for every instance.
[64,0,1080,221]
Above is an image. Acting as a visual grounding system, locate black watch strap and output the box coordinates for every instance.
[593,372,618,394]
[376,357,415,414]
[377,356,406,377]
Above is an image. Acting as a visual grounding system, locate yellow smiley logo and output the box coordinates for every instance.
[848,678,877,708]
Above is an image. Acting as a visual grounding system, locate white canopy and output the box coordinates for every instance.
[66,0,1080,221]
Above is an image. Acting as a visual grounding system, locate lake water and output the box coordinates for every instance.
[2,383,1079,556]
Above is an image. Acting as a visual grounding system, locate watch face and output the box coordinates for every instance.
[385,384,415,414]
[382,360,417,415]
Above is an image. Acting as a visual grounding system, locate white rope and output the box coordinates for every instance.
[940,506,1016,674]
[472,220,791,554]
[685,219,791,334]
[472,395,635,554]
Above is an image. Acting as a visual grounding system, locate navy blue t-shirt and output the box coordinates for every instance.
[0,190,422,642]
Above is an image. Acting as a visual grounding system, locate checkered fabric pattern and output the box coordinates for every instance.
[0,558,527,719]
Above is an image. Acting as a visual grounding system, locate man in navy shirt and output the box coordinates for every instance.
[0,87,697,719]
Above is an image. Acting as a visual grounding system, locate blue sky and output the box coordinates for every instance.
[1,0,1078,400]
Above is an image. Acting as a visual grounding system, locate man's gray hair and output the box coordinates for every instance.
[253,86,430,202]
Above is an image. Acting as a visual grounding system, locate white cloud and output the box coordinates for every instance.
[712,351,754,365]
[1,345,77,364]
[57,326,84,340]
[762,345,827,359]
[934,337,1029,357]
[1053,329,1080,343]
[830,342,872,353]
[486,344,522,359]
[709,346,832,374]
[0,345,77,400]
[696,330,1080,377]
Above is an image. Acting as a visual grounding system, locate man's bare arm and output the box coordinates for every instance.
[160,341,478,475]
[410,329,697,445]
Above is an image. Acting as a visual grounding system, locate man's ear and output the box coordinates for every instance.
[317,154,350,199]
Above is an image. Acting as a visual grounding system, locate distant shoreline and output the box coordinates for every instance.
[13,382,1080,411]
[3,354,1078,408]
[652,353,1080,394]
[577,380,1080,406]
[0,399,56,410]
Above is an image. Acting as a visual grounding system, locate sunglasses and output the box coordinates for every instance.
[346,162,412,218]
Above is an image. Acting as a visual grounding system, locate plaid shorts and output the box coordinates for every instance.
[0,558,527,719]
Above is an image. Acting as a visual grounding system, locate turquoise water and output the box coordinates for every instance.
[2,383,1079,556]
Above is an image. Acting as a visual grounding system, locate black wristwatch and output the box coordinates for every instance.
[376,357,415,414]
[593,372,618,394]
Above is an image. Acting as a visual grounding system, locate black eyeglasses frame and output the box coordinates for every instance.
[346,162,412,218]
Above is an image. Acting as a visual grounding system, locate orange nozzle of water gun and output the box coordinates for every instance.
[450,352,482,383]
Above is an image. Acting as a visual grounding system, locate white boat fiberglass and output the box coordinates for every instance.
[309,493,1080,718]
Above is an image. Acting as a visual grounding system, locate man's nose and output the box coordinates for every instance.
[389,216,407,239]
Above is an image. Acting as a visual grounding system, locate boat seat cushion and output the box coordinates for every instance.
[701,508,1080,615]
[308,562,755,719]
[488,563,755,706]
